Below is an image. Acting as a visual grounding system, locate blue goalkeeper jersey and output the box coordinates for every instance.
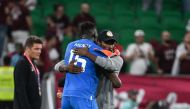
[63,39,106,100]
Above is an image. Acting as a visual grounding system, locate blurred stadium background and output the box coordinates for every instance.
[31,0,186,45]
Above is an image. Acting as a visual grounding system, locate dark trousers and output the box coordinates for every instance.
[0,101,13,109]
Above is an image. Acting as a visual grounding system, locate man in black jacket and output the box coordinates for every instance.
[13,36,43,109]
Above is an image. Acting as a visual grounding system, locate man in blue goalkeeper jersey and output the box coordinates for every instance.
[73,30,123,109]
[55,29,123,109]
[60,22,107,109]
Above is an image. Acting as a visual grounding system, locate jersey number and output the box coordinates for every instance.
[68,49,86,72]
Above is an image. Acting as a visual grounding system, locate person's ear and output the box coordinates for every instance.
[25,46,31,51]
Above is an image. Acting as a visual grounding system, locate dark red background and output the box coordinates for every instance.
[55,74,190,109]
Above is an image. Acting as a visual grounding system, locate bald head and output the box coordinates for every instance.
[81,3,90,14]
[184,33,190,43]
[161,31,171,42]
